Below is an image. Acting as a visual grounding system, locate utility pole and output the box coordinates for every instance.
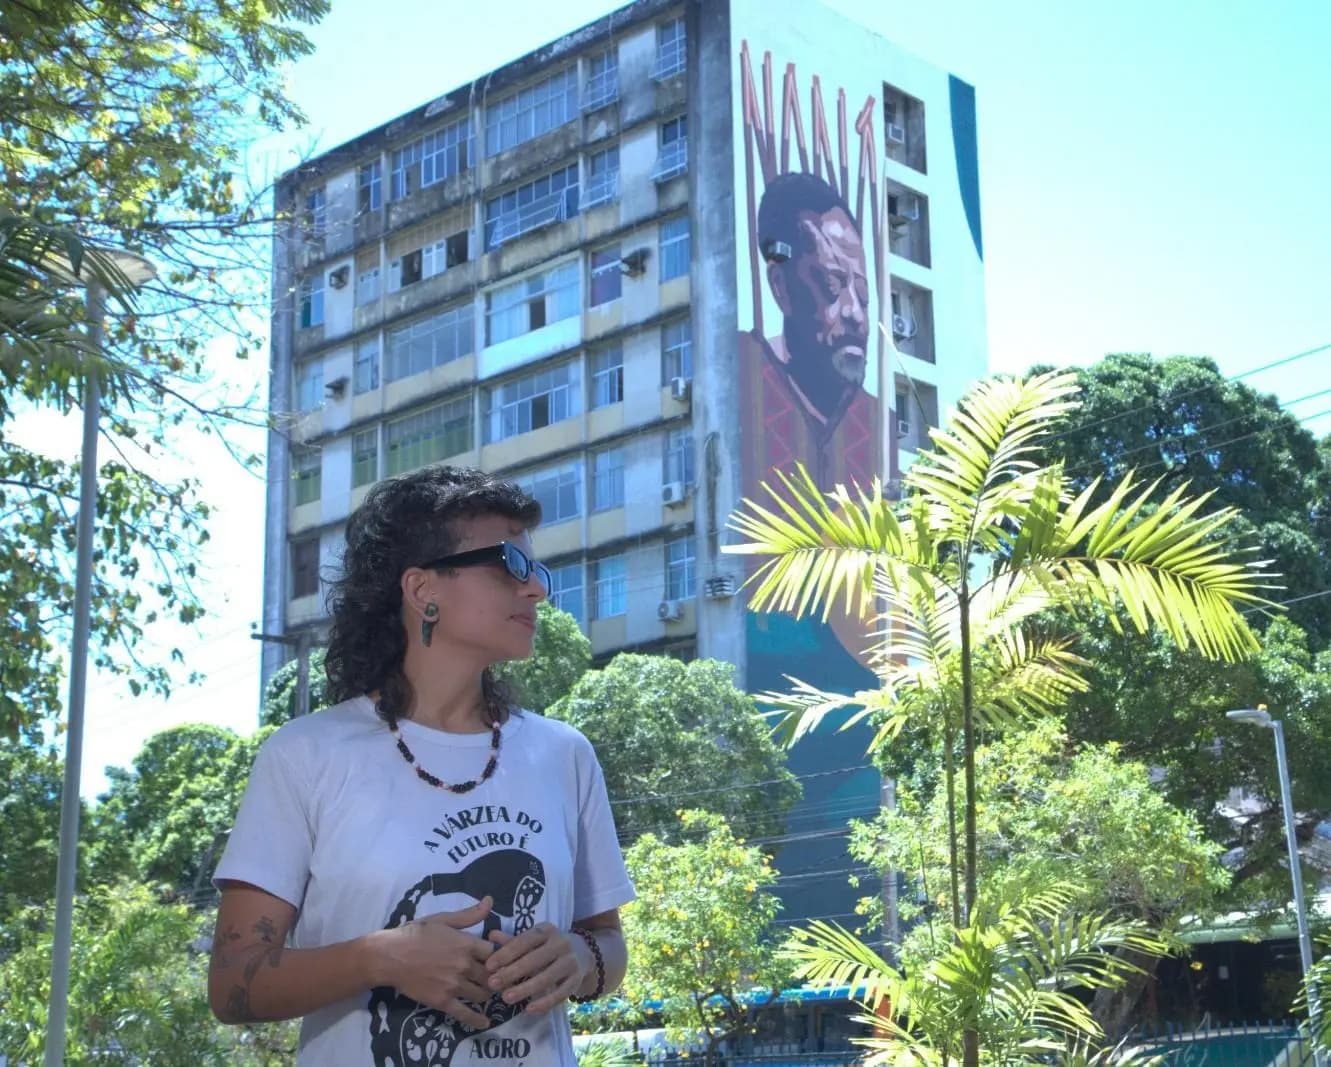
[252,630,314,718]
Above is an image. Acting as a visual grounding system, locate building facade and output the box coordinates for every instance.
[261,0,987,921]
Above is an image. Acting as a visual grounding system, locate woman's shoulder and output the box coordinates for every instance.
[257,695,382,764]
[510,709,594,755]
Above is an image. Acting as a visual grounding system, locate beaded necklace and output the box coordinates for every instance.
[387,716,502,795]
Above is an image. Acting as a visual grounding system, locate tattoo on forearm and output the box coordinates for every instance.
[212,915,286,1022]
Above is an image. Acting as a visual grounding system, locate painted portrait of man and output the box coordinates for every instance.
[739,170,881,503]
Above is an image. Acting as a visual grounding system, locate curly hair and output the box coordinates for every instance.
[324,464,541,727]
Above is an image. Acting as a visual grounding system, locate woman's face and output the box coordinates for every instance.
[424,513,546,666]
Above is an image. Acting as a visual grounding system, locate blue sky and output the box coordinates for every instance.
[76,0,1331,794]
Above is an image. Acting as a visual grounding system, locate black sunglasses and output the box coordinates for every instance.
[422,541,551,593]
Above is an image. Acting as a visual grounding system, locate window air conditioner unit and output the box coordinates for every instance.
[888,194,920,222]
[892,314,917,340]
[328,265,350,289]
[886,122,906,146]
[704,574,736,600]
[669,376,692,401]
[897,413,911,439]
[620,248,650,276]
[658,599,684,621]
[325,375,349,399]
[662,481,688,507]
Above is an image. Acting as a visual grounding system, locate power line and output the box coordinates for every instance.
[1044,341,1331,447]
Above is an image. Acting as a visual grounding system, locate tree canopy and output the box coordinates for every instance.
[547,654,801,845]
[0,0,326,739]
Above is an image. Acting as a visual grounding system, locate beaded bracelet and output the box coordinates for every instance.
[569,926,606,1003]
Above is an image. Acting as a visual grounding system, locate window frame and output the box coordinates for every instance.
[585,145,620,207]
[485,261,580,345]
[385,303,475,384]
[298,274,325,329]
[589,346,624,409]
[353,339,380,395]
[485,68,579,156]
[515,460,583,526]
[589,244,622,307]
[484,361,582,444]
[591,447,625,512]
[484,164,580,250]
[658,216,690,282]
[291,448,321,507]
[665,534,696,601]
[291,537,321,599]
[664,427,695,486]
[662,318,693,383]
[352,428,379,488]
[593,554,627,619]
[384,397,474,476]
[294,359,323,413]
[358,161,382,213]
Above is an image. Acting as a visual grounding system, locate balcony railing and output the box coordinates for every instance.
[486,186,579,250]
[653,39,686,80]
[652,139,688,183]
[583,68,619,111]
[584,168,619,207]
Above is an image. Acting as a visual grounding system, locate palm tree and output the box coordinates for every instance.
[0,209,140,398]
[726,370,1272,1064]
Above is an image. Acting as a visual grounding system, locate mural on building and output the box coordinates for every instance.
[732,35,897,922]
[736,42,897,506]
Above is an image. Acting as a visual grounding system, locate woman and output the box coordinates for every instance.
[209,465,633,1066]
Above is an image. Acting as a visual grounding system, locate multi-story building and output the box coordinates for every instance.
[261,0,987,923]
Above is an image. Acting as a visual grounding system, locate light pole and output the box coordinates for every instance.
[1227,705,1325,1059]
[44,249,156,1067]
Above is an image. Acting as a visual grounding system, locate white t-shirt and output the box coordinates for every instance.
[214,696,635,1067]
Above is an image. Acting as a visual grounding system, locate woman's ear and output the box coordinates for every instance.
[400,567,437,620]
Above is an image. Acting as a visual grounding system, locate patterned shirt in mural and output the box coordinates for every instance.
[215,698,634,1067]
[738,330,880,503]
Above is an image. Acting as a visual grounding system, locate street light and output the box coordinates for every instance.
[1227,705,1325,1060]
[43,247,157,1067]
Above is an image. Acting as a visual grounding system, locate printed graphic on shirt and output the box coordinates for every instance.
[368,807,549,1067]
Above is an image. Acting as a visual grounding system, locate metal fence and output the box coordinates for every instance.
[1113,1021,1318,1065]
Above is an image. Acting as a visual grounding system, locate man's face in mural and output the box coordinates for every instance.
[768,205,870,418]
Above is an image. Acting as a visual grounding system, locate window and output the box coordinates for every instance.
[486,262,579,344]
[665,427,694,485]
[590,347,623,409]
[391,118,472,200]
[385,397,472,475]
[659,217,689,282]
[662,319,692,383]
[585,50,619,110]
[486,68,578,155]
[515,461,582,525]
[592,448,624,512]
[353,339,380,394]
[548,562,585,626]
[654,18,686,79]
[585,146,619,207]
[358,161,382,212]
[590,245,622,306]
[593,555,626,618]
[298,274,324,329]
[291,538,320,599]
[386,304,474,383]
[292,448,321,506]
[356,263,380,305]
[421,122,474,187]
[665,534,696,601]
[294,360,323,413]
[485,165,580,249]
[304,188,326,238]
[390,249,422,292]
[485,361,581,443]
[352,428,379,488]
[653,117,688,181]
[416,230,467,280]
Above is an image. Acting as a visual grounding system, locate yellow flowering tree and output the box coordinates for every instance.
[620,809,790,1064]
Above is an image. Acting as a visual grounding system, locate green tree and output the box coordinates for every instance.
[1034,354,1330,644]
[0,0,326,739]
[0,741,69,947]
[727,371,1268,1064]
[852,720,1228,1031]
[0,881,225,1064]
[495,600,592,711]
[621,809,789,1065]
[88,723,264,896]
[548,654,800,844]
[260,646,330,727]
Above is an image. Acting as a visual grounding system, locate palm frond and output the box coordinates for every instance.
[726,467,937,624]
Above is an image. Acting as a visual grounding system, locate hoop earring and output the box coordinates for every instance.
[421,602,440,647]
